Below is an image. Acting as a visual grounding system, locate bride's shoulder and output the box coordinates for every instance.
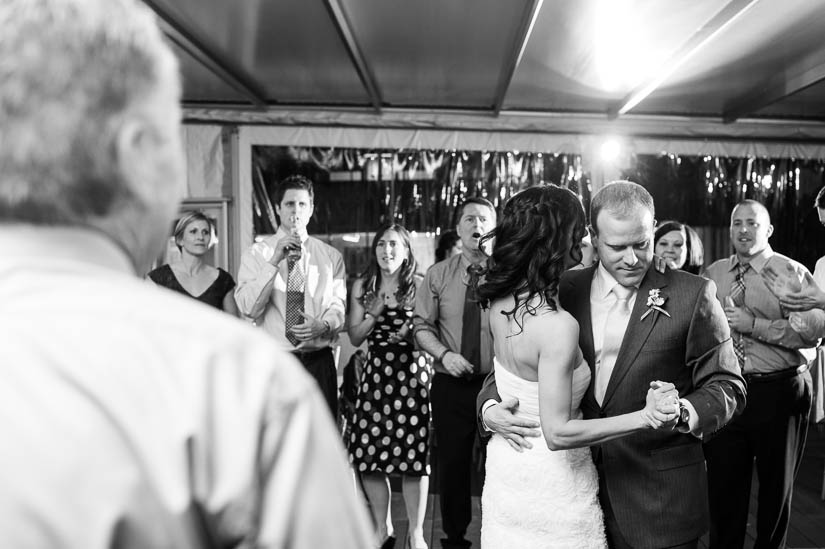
[528,304,578,334]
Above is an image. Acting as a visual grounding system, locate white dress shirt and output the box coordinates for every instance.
[0,225,372,549]
[590,264,699,432]
[235,227,347,351]
[590,263,639,373]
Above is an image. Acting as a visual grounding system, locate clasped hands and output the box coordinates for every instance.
[363,292,409,344]
[640,380,681,430]
[483,380,682,452]
[288,312,329,341]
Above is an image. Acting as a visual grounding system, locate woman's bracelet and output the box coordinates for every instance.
[437,348,450,362]
[364,312,376,322]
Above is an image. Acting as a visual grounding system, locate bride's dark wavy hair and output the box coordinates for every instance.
[477,185,586,326]
[359,223,418,307]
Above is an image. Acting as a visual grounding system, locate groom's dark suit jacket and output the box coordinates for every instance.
[478,264,746,549]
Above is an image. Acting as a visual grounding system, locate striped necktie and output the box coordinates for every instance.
[729,263,748,368]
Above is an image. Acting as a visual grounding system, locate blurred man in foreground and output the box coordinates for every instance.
[0,1,372,547]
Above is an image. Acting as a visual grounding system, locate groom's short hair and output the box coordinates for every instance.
[590,181,655,235]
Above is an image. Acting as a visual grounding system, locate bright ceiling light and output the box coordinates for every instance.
[600,139,621,163]
[593,0,657,92]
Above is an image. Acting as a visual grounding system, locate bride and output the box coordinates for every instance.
[476,186,678,548]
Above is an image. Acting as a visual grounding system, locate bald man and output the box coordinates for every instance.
[703,200,821,549]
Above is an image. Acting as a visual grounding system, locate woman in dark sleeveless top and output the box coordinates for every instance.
[147,211,239,314]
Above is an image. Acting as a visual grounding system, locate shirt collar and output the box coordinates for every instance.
[0,224,135,275]
[595,262,626,300]
[458,252,484,271]
[731,245,773,274]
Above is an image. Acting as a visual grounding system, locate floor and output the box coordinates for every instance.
[383,425,825,549]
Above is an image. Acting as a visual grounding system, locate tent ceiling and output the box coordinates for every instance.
[144,0,825,142]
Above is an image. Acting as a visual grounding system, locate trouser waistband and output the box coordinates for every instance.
[743,363,808,384]
[291,347,332,360]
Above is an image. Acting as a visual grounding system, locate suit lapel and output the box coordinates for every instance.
[560,266,598,415]
[601,267,668,408]
[561,266,596,368]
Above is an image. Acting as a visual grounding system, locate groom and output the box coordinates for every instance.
[480,181,746,549]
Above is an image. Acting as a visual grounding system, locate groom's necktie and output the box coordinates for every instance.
[595,285,635,406]
[729,263,749,368]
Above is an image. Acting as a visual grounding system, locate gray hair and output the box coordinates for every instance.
[590,180,655,235]
[0,0,179,224]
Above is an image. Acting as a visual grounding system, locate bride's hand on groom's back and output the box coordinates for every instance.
[484,398,541,452]
[641,381,680,429]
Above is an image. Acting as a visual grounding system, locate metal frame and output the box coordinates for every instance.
[323,0,384,114]
[143,0,268,108]
[492,0,544,115]
[724,50,825,122]
[610,0,760,119]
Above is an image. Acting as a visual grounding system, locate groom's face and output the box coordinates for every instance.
[593,206,655,288]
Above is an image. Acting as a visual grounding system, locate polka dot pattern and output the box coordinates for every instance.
[347,306,431,476]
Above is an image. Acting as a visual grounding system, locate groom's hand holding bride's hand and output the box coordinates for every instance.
[640,381,680,429]
[483,398,541,452]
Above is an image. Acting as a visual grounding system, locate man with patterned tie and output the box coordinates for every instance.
[414,197,496,549]
[704,200,822,549]
[236,175,346,416]
[481,181,746,549]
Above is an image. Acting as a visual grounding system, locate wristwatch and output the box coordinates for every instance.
[676,399,691,429]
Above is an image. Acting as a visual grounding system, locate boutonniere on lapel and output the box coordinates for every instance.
[640,288,671,321]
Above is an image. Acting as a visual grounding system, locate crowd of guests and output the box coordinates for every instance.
[159,170,821,549]
[3,2,824,548]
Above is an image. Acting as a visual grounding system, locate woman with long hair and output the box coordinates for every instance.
[347,224,431,549]
[147,211,238,315]
[477,186,677,548]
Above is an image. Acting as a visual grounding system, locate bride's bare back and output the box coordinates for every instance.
[488,294,582,383]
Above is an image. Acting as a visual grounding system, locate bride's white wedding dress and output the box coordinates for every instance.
[481,358,607,549]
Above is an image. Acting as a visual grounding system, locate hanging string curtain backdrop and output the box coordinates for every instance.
[252,146,589,236]
[251,146,825,272]
[623,155,825,271]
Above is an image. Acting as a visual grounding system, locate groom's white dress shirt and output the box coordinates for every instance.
[591,263,699,432]
[590,265,638,404]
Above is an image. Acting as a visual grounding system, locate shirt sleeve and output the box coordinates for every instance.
[752,314,822,348]
[255,378,373,548]
[752,261,824,349]
[234,242,279,320]
[321,249,347,333]
[684,278,747,437]
[413,267,440,336]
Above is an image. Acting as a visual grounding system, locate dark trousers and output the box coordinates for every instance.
[430,372,485,547]
[293,348,338,418]
[704,371,812,549]
[598,469,698,549]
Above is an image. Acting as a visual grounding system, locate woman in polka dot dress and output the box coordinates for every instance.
[348,223,432,549]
